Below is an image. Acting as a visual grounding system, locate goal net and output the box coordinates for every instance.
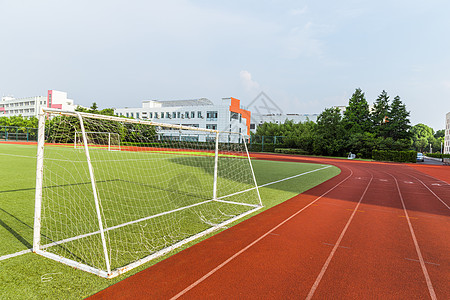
[74,131,121,151]
[33,108,262,278]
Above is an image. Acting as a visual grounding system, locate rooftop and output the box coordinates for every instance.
[143,98,214,107]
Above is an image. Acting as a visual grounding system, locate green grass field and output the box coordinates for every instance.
[0,142,340,299]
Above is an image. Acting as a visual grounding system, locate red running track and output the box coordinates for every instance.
[89,154,449,299]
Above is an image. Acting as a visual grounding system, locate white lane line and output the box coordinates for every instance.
[169,169,354,300]
[0,249,32,261]
[409,170,450,186]
[407,174,450,210]
[389,173,437,300]
[305,173,373,300]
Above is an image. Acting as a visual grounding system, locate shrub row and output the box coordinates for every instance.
[372,149,417,163]
[274,148,309,155]
[247,143,275,152]
[424,153,450,159]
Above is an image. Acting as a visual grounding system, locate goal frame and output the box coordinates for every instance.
[33,107,262,278]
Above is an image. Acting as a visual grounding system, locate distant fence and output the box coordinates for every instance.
[248,136,285,152]
[0,126,38,142]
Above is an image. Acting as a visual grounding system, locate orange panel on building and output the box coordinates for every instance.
[229,97,251,135]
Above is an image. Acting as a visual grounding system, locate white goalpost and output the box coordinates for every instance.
[33,108,262,278]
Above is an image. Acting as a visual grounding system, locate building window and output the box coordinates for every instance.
[197,111,202,118]
[230,112,239,120]
[250,124,256,129]
[172,112,176,119]
[131,112,134,118]
[136,112,139,119]
[206,111,218,121]
[185,111,189,118]
[206,124,217,130]
[126,112,129,118]
[177,112,181,118]
[191,111,195,118]
[149,112,153,118]
[166,112,170,118]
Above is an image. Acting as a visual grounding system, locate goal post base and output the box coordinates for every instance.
[34,205,262,278]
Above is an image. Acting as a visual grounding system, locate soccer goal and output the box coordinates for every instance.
[33,108,262,278]
[74,131,121,151]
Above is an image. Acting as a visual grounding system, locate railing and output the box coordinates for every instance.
[0,126,38,142]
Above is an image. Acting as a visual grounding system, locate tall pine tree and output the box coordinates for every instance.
[387,95,411,140]
[343,88,371,134]
[371,90,390,137]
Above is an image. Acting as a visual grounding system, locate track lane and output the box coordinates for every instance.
[306,166,432,299]
[387,167,450,299]
[90,164,356,299]
[171,166,373,299]
[89,156,449,299]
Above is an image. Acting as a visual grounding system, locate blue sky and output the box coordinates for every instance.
[1,0,449,130]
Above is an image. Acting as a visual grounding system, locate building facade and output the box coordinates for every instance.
[250,113,319,132]
[114,97,251,142]
[445,112,450,154]
[0,90,76,118]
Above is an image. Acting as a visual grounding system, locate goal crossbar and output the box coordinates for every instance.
[33,108,262,278]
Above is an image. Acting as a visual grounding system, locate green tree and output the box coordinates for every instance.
[99,108,115,116]
[371,90,390,137]
[386,96,411,141]
[76,103,115,116]
[410,123,438,152]
[435,129,445,139]
[313,107,346,156]
[343,88,371,134]
[90,102,99,114]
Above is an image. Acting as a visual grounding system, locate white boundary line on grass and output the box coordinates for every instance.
[0,164,332,263]
[0,249,32,261]
[0,153,35,159]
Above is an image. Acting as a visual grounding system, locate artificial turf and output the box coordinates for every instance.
[0,142,340,299]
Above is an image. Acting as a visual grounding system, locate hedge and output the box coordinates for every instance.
[247,143,275,152]
[424,153,450,159]
[274,148,309,155]
[372,149,417,163]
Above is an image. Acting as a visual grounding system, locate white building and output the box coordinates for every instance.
[0,90,76,118]
[114,97,252,142]
[445,112,450,154]
[250,113,319,132]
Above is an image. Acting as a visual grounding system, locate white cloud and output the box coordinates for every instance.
[240,70,260,94]
[290,6,308,16]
